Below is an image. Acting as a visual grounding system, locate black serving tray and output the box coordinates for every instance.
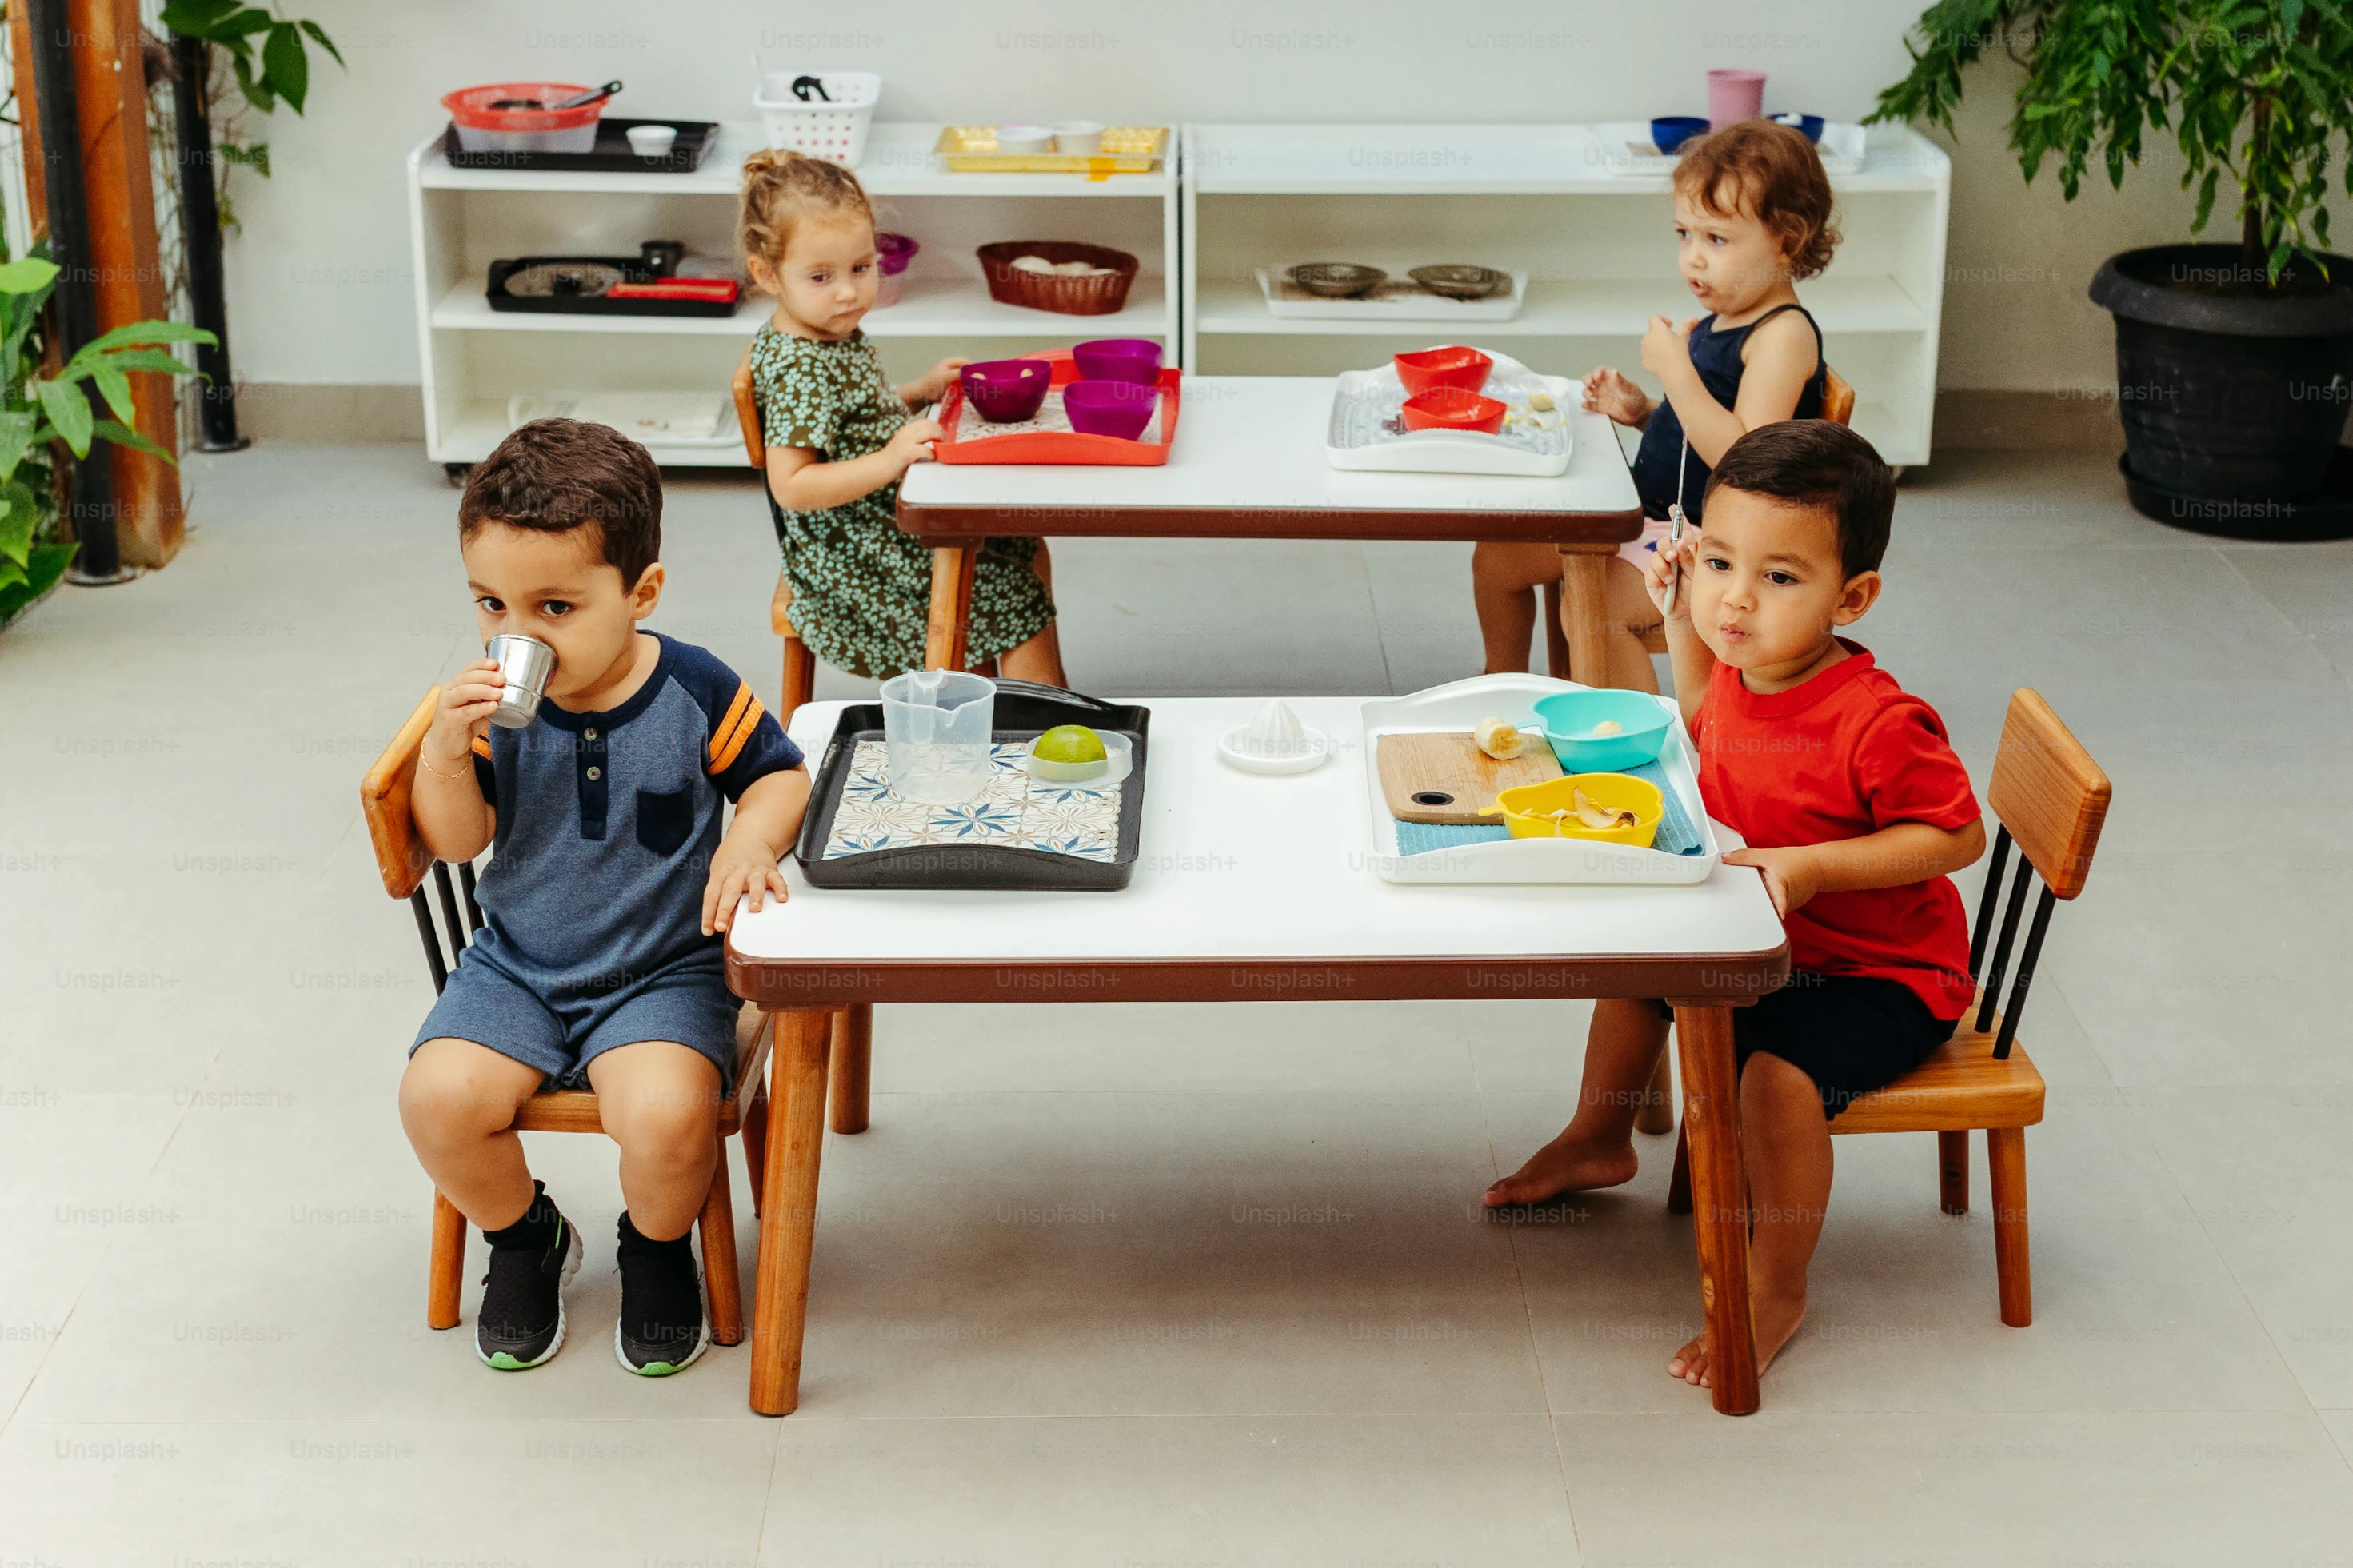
[796,681,1151,892]
[441,117,718,175]
[485,254,739,319]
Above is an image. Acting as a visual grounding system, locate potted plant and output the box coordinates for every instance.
[1871,0,2353,537]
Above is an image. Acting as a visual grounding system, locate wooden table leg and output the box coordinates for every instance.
[828,1003,872,1135]
[427,1191,465,1330]
[1672,1002,1760,1415]
[749,1008,832,1416]
[1557,545,1616,690]
[923,545,977,672]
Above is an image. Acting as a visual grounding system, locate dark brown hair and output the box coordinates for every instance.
[458,418,661,588]
[1704,420,1896,578]
[1674,121,1840,280]
[737,148,874,269]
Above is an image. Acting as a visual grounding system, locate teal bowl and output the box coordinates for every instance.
[1532,689,1672,772]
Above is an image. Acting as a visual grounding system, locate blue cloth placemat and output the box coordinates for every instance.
[1393,759,1707,857]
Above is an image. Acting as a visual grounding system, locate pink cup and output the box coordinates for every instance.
[1708,69,1767,128]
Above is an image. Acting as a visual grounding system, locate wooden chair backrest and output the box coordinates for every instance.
[731,353,763,469]
[1822,366,1856,428]
[1987,689,2110,900]
[361,688,440,900]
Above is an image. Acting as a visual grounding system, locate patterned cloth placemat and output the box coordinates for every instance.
[823,740,1125,860]
[1392,759,1705,857]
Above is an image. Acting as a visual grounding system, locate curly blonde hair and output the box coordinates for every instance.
[737,149,874,269]
[1673,122,1840,281]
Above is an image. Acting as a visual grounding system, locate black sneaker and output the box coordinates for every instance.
[475,1184,581,1371]
[614,1212,707,1377]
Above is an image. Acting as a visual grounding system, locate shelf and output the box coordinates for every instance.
[412,123,1173,198]
[1194,275,1929,337]
[1186,123,1948,195]
[429,275,1169,340]
[433,401,748,468]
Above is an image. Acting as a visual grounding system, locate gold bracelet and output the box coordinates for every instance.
[419,753,473,782]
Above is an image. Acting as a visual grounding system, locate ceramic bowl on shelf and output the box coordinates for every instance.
[1070,338,1162,383]
[1650,115,1709,154]
[1408,265,1509,301]
[958,357,1053,423]
[1400,387,1507,434]
[1286,262,1385,298]
[1393,345,1493,396]
[1061,379,1157,440]
[995,122,1053,153]
[1770,112,1826,142]
[1052,119,1105,154]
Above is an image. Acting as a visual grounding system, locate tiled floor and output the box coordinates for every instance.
[5,443,2351,1563]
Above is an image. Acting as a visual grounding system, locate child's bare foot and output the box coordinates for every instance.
[1666,1288,1807,1388]
[1484,1134,1639,1207]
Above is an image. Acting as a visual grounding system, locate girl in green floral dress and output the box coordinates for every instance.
[738,149,1063,681]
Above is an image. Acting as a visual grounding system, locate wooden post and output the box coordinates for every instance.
[9,1,183,565]
[749,1009,832,1415]
[426,1191,465,1330]
[1557,545,1616,691]
[922,545,977,672]
[828,1003,873,1135]
[1672,1002,1760,1414]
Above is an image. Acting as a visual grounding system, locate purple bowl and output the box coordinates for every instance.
[876,232,919,277]
[1070,337,1163,385]
[959,357,1051,423]
[1061,378,1157,441]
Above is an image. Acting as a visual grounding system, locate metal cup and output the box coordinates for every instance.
[485,634,555,729]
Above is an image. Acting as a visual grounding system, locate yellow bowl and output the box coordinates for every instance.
[1482,772,1664,847]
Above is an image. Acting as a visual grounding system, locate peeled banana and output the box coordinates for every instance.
[1472,717,1525,760]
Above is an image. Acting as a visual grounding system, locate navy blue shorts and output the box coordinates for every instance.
[1656,971,1957,1119]
[413,944,739,1095]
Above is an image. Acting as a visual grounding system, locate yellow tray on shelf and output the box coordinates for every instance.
[933,126,1169,176]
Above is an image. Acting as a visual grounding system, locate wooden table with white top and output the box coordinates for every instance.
[896,376,1643,677]
[725,695,1788,1418]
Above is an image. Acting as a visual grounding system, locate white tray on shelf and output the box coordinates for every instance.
[1326,351,1575,477]
[1360,675,1723,885]
[505,390,739,448]
[1254,266,1529,321]
[1594,121,1865,178]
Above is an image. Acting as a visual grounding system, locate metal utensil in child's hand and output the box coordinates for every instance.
[1660,425,1692,615]
[485,635,556,729]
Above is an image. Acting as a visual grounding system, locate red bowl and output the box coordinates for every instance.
[958,357,1053,423]
[1393,345,1493,396]
[1400,387,1507,434]
[1061,378,1158,440]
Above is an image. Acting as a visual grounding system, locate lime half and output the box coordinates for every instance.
[1032,724,1106,764]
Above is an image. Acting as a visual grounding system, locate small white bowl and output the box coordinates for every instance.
[626,124,679,158]
[996,122,1053,154]
[1025,730,1132,786]
[1052,120,1105,155]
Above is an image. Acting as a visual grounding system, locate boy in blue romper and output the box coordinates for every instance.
[401,418,811,1376]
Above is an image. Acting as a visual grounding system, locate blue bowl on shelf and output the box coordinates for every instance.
[1770,113,1826,143]
[1532,689,1672,772]
[1651,116,1709,154]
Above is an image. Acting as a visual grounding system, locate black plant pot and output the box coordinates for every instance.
[2090,245,2353,538]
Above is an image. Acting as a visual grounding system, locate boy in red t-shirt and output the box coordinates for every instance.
[1485,420,1985,1390]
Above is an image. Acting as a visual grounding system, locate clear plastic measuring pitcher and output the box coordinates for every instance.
[879,669,997,804]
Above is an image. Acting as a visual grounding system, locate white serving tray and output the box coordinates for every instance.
[1360,674,1723,885]
[1326,352,1575,477]
[505,389,738,448]
[1593,121,1865,178]
[1255,266,1530,322]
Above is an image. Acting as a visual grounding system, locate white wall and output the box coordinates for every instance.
[219,0,2279,395]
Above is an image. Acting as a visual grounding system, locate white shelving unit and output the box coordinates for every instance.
[405,122,1180,471]
[1181,123,1949,466]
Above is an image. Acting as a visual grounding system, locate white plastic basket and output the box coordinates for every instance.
[753,71,879,166]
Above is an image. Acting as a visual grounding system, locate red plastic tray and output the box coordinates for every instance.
[931,349,1180,466]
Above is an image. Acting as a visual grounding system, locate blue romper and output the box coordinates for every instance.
[413,633,803,1092]
[1629,302,1827,525]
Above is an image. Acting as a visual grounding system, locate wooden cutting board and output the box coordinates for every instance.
[1376,732,1561,824]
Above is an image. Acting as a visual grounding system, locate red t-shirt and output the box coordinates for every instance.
[1693,640,1981,1019]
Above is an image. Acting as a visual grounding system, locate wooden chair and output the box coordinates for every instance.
[1664,688,2111,1327]
[1542,365,1857,688]
[361,689,778,1343]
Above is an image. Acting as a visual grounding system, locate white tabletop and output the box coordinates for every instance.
[726,697,1783,969]
[897,377,1640,524]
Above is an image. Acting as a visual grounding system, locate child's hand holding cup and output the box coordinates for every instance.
[422,659,505,780]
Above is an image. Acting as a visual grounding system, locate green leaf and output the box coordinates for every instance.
[0,410,37,480]
[0,541,78,624]
[0,557,26,594]
[71,319,217,357]
[90,365,134,425]
[0,499,34,569]
[158,0,240,36]
[231,50,276,114]
[95,349,202,377]
[215,8,274,38]
[0,256,58,294]
[37,380,92,457]
[298,19,345,70]
[262,22,307,114]
[91,419,177,465]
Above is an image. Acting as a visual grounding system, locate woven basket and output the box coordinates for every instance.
[975,241,1139,316]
